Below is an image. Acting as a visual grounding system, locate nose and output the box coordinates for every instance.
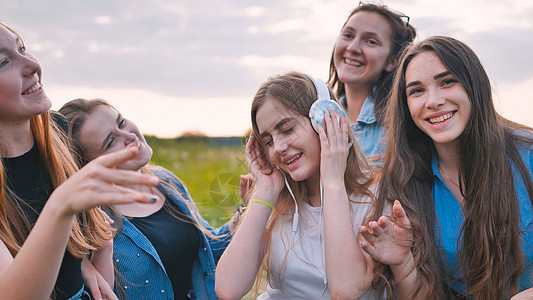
[346,37,361,54]
[21,53,41,78]
[272,135,289,155]
[425,88,445,109]
[123,131,138,146]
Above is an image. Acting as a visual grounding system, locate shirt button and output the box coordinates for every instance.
[137,254,140,257]
[145,280,149,284]
[203,247,207,251]
[161,290,165,293]
[116,259,119,263]
[124,286,128,290]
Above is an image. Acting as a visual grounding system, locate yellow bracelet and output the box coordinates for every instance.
[251,199,274,210]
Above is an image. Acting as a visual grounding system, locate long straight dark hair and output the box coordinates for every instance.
[373,36,533,299]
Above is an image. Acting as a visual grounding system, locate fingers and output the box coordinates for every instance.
[319,110,350,150]
[81,258,103,300]
[100,185,160,206]
[370,219,386,236]
[316,116,328,147]
[359,225,377,245]
[96,207,114,225]
[393,200,411,227]
[239,174,254,204]
[94,146,139,168]
[92,167,159,186]
[360,239,377,258]
[98,278,119,300]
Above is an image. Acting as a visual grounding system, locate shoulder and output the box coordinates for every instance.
[149,166,183,185]
[149,166,191,197]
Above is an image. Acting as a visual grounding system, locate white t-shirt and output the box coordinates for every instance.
[257,190,384,300]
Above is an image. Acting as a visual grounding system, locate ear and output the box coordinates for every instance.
[385,58,398,72]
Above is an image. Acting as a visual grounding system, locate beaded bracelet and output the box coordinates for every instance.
[251,199,274,210]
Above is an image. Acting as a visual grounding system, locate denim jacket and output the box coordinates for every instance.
[113,167,231,299]
[340,95,385,158]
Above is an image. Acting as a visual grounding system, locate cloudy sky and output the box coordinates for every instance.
[3,0,533,137]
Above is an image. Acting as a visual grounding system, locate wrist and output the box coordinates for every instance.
[252,190,278,205]
[42,192,76,222]
[250,199,274,210]
[390,250,415,279]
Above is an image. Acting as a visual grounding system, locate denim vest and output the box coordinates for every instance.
[340,95,385,158]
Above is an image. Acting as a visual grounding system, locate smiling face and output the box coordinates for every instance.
[256,98,321,183]
[78,105,152,171]
[333,11,396,91]
[0,25,50,123]
[405,51,471,147]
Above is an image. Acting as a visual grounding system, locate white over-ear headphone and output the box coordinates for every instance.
[307,75,346,133]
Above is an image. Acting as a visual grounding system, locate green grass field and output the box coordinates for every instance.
[146,135,248,227]
[146,135,268,298]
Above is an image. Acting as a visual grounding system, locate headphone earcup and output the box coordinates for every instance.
[308,99,346,133]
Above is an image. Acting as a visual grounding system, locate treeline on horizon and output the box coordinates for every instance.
[146,129,251,147]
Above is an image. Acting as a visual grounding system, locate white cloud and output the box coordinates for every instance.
[95,16,111,25]
[494,76,533,127]
[235,54,329,79]
[267,19,306,33]
[223,6,266,18]
[52,49,64,58]
[48,85,251,137]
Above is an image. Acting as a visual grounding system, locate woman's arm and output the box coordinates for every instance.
[81,257,118,300]
[511,288,533,299]
[215,136,284,300]
[359,201,419,300]
[0,147,159,300]
[319,111,374,299]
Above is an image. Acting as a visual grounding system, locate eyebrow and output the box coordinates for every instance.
[343,26,381,38]
[259,117,293,138]
[405,71,451,89]
[0,37,21,55]
[99,113,122,151]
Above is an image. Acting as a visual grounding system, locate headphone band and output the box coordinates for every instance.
[305,75,331,101]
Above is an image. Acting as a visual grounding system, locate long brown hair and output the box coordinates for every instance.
[250,71,379,292]
[0,22,112,258]
[327,3,416,123]
[374,36,533,299]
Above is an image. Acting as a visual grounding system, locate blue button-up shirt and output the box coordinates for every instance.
[432,148,533,294]
[341,95,385,158]
[113,167,231,300]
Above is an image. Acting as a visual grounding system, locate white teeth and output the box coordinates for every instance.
[428,112,453,124]
[22,82,41,95]
[344,58,363,67]
[286,153,302,164]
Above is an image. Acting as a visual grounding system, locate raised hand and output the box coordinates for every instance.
[239,173,254,206]
[317,109,351,184]
[359,200,413,267]
[244,135,284,202]
[49,146,160,217]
